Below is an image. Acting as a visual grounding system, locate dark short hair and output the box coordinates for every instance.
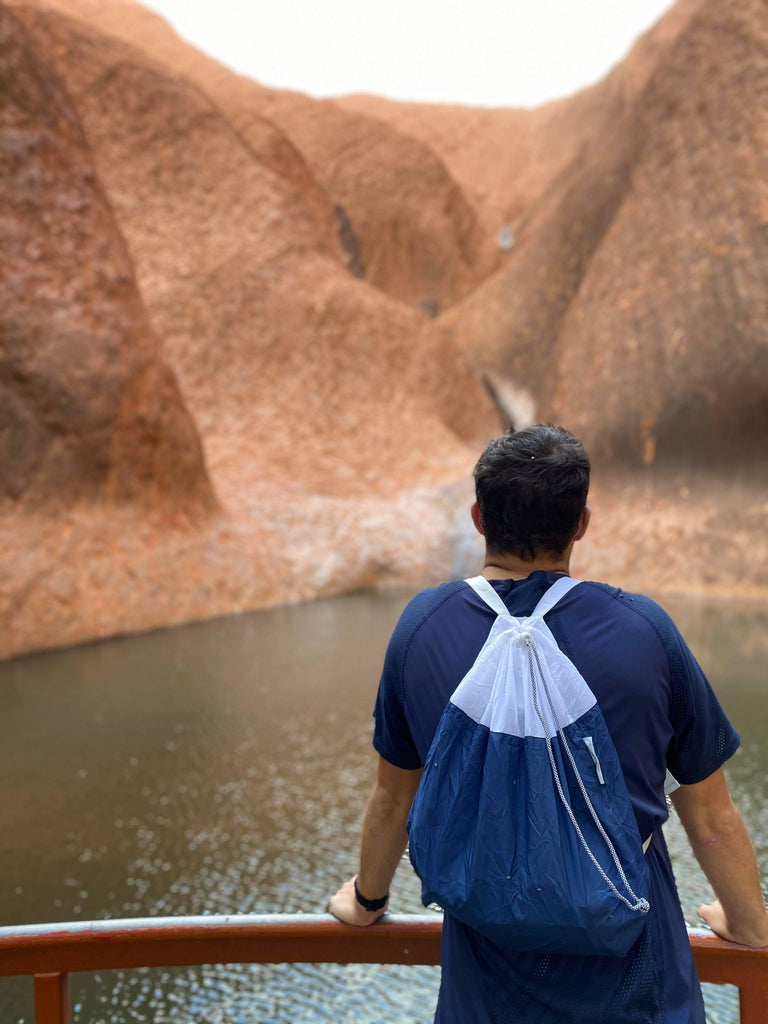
[473,424,590,561]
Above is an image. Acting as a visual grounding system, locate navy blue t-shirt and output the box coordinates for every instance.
[373,572,740,1024]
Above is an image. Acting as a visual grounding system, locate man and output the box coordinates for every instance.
[329,424,768,1023]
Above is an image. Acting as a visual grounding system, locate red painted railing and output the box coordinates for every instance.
[0,914,764,1024]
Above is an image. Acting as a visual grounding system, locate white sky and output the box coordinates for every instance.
[142,0,674,108]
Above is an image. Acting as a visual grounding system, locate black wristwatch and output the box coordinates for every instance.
[354,877,388,912]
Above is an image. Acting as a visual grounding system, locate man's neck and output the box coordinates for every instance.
[481,549,572,581]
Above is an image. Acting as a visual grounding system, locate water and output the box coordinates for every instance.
[0,590,765,1023]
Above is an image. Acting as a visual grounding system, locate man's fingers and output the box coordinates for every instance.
[328,878,356,922]
[698,900,734,943]
[698,900,725,933]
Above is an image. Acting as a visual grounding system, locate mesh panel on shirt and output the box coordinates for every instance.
[490,914,661,1024]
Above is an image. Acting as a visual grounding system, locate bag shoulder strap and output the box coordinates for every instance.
[530,576,581,618]
[465,576,514,619]
[465,575,581,621]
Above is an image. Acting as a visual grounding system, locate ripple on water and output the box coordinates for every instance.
[61,963,440,1024]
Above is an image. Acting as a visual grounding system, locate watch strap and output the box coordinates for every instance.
[354,877,388,912]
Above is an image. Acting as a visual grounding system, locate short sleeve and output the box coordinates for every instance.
[662,616,740,784]
[372,605,422,771]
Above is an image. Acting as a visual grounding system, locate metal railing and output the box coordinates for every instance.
[0,914,765,1024]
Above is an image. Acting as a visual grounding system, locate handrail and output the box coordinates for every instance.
[0,915,764,1024]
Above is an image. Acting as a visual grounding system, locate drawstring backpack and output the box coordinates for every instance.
[407,576,651,957]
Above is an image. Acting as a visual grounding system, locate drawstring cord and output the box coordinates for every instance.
[524,634,650,916]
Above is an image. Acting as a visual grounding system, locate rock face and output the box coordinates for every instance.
[251,94,499,317]
[2,0,766,659]
[0,8,214,514]
[339,0,704,241]
[15,0,499,318]
[0,1,499,658]
[437,0,767,472]
[13,7,492,499]
[544,0,768,469]
[346,0,768,476]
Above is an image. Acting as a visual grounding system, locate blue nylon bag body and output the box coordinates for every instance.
[407,577,651,957]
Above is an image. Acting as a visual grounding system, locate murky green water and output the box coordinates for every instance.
[0,590,765,1023]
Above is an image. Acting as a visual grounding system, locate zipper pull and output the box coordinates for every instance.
[583,736,605,785]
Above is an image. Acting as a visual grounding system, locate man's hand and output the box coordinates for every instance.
[699,898,768,949]
[672,769,768,950]
[328,877,388,926]
[328,758,421,927]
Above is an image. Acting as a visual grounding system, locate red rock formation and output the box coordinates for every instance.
[437,0,767,475]
[0,6,214,516]
[16,0,343,259]
[339,0,703,240]
[247,93,499,316]
[1,1,499,658]
[15,0,498,317]
[544,0,768,469]
[14,7,493,500]
[2,0,766,661]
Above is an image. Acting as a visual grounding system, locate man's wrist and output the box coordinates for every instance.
[354,877,388,912]
[727,908,768,947]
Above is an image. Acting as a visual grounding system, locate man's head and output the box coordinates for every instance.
[473,424,590,562]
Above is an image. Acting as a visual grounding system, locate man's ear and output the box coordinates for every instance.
[471,501,485,536]
[573,506,591,542]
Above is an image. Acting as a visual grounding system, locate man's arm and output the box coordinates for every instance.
[329,756,422,926]
[670,767,768,948]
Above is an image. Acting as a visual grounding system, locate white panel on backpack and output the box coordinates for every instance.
[453,578,596,739]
